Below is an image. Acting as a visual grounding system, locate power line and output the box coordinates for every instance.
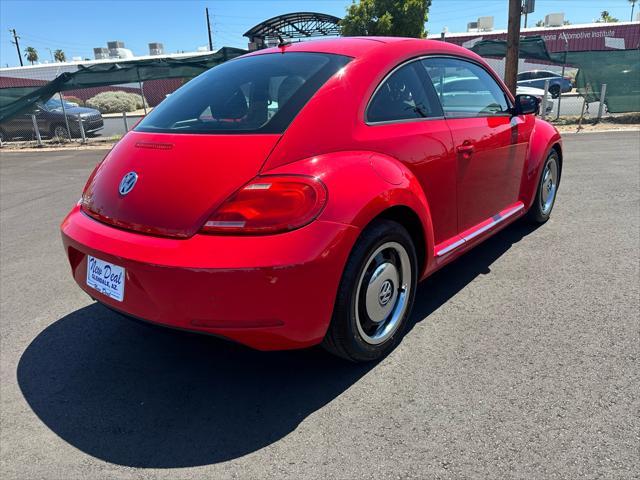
[17,32,95,49]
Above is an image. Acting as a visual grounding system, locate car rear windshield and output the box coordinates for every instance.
[135,52,351,135]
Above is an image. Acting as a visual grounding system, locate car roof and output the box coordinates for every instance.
[248,36,476,60]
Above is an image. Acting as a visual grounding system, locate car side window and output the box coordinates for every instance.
[367,62,442,123]
[518,72,532,81]
[421,57,510,118]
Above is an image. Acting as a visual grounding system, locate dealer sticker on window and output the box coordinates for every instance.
[86,255,125,302]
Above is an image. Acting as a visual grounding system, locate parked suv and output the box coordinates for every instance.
[0,98,103,141]
[517,70,573,98]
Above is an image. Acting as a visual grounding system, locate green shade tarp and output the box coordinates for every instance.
[553,50,640,113]
[470,35,640,114]
[0,47,247,122]
[470,36,554,62]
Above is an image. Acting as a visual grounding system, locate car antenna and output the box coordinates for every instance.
[277,35,291,49]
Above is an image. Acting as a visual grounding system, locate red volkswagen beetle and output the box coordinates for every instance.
[61,38,561,362]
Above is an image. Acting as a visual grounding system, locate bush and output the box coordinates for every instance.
[134,94,148,110]
[85,91,147,113]
[62,95,83,106]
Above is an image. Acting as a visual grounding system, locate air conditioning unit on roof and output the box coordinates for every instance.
[477,16,494,31]
[545,13,565,27]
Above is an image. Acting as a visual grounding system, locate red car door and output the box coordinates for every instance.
[422,57,531,233]
[355,60,458,246]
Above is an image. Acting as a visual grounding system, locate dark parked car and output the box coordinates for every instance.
[0,98,103,141]
[517,70,573,98]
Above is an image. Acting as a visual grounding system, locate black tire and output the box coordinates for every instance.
[527,149,561,224]
[51,124,70,140]
[323,219,418,362]
[549,84,561,98]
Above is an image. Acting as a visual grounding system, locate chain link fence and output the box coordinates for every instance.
[0,70,187,148]
[480,57,619,122]
[0,52,636,148]
[539,81,608,121]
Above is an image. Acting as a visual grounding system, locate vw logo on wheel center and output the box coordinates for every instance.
[378,280,394,306]
[118,172,138,196]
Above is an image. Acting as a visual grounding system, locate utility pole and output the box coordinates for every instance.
[206,7,213,51]
[504,0,522,96]
[9,29,23,66]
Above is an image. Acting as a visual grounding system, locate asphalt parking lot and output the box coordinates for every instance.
[1,131,638,479]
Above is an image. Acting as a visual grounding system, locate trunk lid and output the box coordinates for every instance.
[82,131,280,237]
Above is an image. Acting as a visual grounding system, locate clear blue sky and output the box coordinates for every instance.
[1,0,636,67]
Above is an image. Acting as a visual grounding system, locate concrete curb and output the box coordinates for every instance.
[561,128,640,135]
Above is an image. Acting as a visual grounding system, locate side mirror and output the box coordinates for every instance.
[513,94,540,115]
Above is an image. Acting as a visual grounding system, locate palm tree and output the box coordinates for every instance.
[24,46,38,65]
[53,49,66,62]
[596,10,619,23]
[630,0,638,21]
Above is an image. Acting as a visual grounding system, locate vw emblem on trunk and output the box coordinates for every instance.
[118,172,138,195]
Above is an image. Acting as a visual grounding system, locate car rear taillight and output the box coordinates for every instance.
[200,175,327,235]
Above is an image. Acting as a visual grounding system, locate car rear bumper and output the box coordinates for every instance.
[61,205,359,350]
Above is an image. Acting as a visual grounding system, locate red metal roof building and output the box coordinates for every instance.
[430,21,640,54]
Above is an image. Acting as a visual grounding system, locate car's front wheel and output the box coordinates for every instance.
[52,124,70,141]
[528,149,560,223]
[323,219,418,362]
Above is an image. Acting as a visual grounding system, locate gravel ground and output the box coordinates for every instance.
[1,131,638,479]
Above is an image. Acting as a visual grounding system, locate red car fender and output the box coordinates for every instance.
[521,119,563,210]
[265,151,435,277]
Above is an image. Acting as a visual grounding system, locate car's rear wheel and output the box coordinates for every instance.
[549,84,561,98]
[528,150,560,223]
[323,219,417,362]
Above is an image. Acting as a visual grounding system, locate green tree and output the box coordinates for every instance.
[53,49,66,62]
[340,0,431,38]
[596,10,619,22]
[24,46,38,65]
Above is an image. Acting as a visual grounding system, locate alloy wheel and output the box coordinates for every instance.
[539,155,559,215]
[354,241,412,345]
[54,125,69,141]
